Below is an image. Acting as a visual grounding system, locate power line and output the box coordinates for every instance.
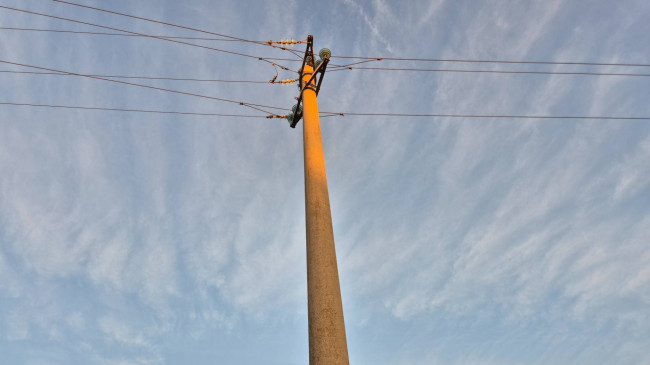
[328,59,379,68]
[60,0,647,73]
[0,70,292,84]
[0,26,241,42]
[2,102,647,121]
[0,26,302,62]
[0,27,302,62]
[52,0,304,58]
[0,102,274,118]
[52,0,268,45]
[330,56,650,68]
[0,59,290,112]
[13,3,646,69]
[0,5,298,67]
[319,112,650,120]
[241,103,278,116]
[9,25,640,70]
[328,66,650,77]
[7,25,646,70]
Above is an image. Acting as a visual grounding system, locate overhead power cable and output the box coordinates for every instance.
[0,70,298,84]
[0,26,245,42]
[4,102,644,121]
[0,59,289,112]
[328,66,650,77]
[0,102,277,118]
[18,25,644,71]
[0,26,300,62]
[319,112,650,120]
[0,5,298,68]
[52,0,268,45]
[330,56,650,68]
[51,0,304,59]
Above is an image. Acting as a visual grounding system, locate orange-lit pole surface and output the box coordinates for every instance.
[302,60,350,365]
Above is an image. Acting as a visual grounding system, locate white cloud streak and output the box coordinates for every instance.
[0,0,649,364]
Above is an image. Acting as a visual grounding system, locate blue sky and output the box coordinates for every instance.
[1,0,649,364]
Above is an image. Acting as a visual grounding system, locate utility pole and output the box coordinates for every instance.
[287,35,350,365]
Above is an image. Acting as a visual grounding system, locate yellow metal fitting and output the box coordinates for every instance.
[268,38,303,46]
[280,78,298,84]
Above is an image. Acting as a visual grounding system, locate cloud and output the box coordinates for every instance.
[340,0,395,53]
[1,0,649,364]
[98,316,148,348]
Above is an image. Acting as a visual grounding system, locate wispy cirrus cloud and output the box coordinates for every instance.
[1,0,649,364]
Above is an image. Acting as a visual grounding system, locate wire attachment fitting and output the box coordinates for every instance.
[270,77,299,85]
[266,114,287,119]
[266,38,305,48]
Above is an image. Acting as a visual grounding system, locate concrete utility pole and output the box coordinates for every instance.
[287,35,349,365]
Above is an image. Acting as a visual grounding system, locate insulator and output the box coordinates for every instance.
[286,113,294,123]
[315,59,323,69]
[319,48,331,60]
[292,104,303,115]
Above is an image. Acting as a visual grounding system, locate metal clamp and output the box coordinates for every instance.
[290,36,330,128]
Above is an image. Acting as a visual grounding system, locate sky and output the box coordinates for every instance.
[1,0,649,364]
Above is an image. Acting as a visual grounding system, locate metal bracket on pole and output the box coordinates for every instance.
[290,35,312,128]
[289,35,330,129]
[314,57,329,96]
[297,35,314,84]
